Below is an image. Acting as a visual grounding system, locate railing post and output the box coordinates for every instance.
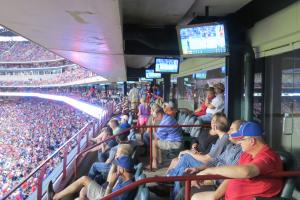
[77,131,81,154]
[86,126,90,145]
[185,180,191,200]
[62,144,69,180]
[150,127,153,171]
[93,121,96,136]
[74,156,78,178]
[37,164,47,200]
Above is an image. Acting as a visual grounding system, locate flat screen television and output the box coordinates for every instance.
[221,66,226,74]
[177,22,227,56]
[139,77,153,82]
[155,57,180,74]
[145,69,161,79]
[193,71,207,79]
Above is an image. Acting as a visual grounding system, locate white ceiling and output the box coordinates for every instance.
[0,0,252,81]
[0,0,126,82]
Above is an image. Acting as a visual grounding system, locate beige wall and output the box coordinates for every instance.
[249,1,300,57]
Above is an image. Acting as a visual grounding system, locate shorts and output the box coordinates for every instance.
[87,180,105,200]
[157,140,182,150]
[138,116,149,126]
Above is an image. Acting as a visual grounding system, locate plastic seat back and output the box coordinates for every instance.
[178,111,188,125]
[190,119,202,138]
[277,151,297,199]
[182,115,196,133]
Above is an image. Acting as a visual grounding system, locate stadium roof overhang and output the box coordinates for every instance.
[0,0,126,82]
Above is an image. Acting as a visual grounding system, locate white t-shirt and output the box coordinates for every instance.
[128,87,139,102]
[206,94,224,114]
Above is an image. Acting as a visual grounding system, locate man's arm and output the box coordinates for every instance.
[197,164,260,179]
[181,150,212,163]
[105,164,118,195]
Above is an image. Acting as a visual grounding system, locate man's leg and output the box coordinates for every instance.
[199,114,213,124]
[167,157,179,174]
[76,187,88,200]
[53,176,91,200]
[88,162,111,179]
[143,131,150,147]
[191,191,216,200]
[97,151,109,162]
[152,139,158,168]
[168,154,202,176]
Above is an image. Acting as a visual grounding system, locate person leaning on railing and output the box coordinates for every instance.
[191,122,284,200]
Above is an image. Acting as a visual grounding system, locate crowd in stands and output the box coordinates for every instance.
[0,41,62,62]
[0,65,99,86]
[0,60,72,69]
[0,98,93,199]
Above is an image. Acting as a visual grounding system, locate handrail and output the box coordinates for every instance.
[101,171,300,200]
[2,121,92,199]
[75,123,211,176]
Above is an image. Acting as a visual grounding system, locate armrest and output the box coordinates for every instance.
[254,197,291,200]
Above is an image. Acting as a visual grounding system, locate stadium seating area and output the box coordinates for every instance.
[0,60,72,69]
[0,65,99,86]
[0,98,93,199]
[0,41,62,62]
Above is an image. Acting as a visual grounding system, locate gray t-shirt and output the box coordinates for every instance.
[208,133,229,158]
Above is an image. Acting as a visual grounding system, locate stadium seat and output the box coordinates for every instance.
[190,119,202,138]
[182,115,196,133]
[278,151,297,199]
[254,151,297,200]
[134,174,149,200]
[177,111,188,125]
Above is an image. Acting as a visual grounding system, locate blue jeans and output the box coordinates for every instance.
[88,162,111,182]
[168,154,204,200]
[198,113,213,123]
[143,132,150,147]
[97,151,109,162]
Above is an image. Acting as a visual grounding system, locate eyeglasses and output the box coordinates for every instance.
[236,137,251,142]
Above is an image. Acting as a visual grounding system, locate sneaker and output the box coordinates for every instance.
[47,181,55,200]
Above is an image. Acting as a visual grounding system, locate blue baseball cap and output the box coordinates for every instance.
[231,122,263,140]
[120,123,131,129]
[113,155,134,171]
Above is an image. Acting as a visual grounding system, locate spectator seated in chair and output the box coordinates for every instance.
[191,121,284,200]
[47,155,137,200]
[145,107,183,170]
[198,83,225,124]
[194,87,215,117]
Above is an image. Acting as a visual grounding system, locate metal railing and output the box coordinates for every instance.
[101,171,300,200]
[75,123,211,177]
[2,102,114,200]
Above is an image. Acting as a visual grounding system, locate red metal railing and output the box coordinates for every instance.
[2,102,114,200]
[75,123,211,176]
[101,171,300,200]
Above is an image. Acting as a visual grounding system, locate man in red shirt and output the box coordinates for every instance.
[192,121,283,200]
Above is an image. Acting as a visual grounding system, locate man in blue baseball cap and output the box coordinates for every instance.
[191,121,284,200]
[47,155,137,200]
